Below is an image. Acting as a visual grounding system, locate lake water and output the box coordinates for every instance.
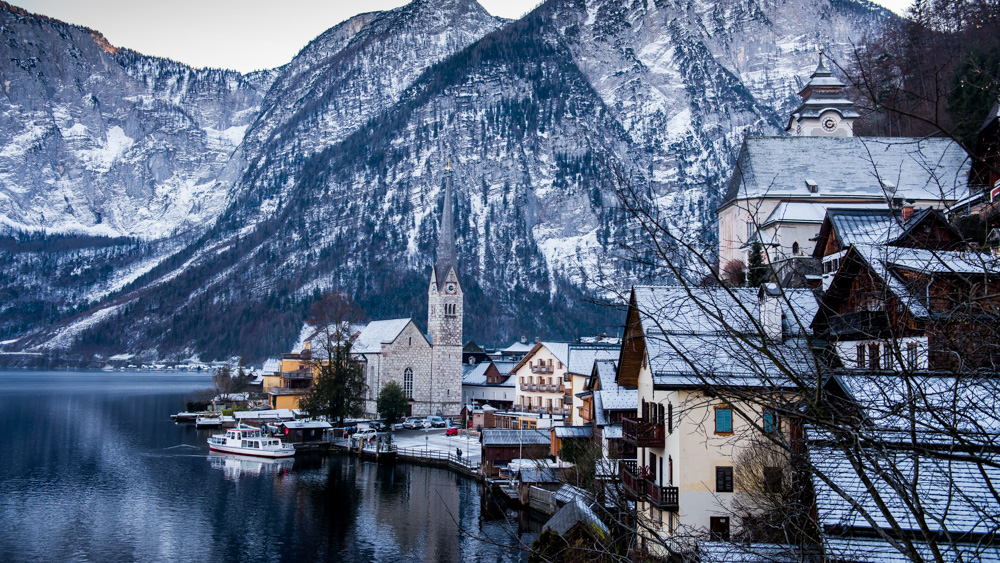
[0,371,536,562]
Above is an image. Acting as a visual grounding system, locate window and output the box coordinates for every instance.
[857,344,866,368]
[763,408,779,434]
[883,345,894,370]
[716,466,733,492]
[868,343,880,370]
[764,467,783,494]
[667,403,673,434]
[403,368,413,399]
[649,453,657,483]
[668,456,674,485]
[792,241,800,255]
[715,406,733,434]
[907,342,918,369]
[710,517,730,541]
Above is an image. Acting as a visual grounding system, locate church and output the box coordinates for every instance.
[353,165,464,418]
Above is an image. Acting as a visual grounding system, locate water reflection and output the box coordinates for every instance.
[209,453,295,480]
[0,372,529,562]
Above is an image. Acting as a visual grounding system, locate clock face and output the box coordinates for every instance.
[446,283,456,294]
[822,117,838,132]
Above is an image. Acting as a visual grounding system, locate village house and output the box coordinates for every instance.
[812,243,1000,372]
[576,359,637,460]
[512,342,572,419]
[480,428,551,476]
[461,360,515,411]
[617,284,817,554]
[265,342,314,410]
[717,54,970,274]
[811,207,962,290]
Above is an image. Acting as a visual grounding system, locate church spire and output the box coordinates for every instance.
[434,160,457,290]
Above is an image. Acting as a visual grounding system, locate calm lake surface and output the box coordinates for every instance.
[0,371,535,562]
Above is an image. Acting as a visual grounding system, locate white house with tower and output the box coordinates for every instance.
[354,165,464,418]
[716,53,970,274]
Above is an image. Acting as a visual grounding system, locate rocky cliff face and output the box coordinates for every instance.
[0,0,888,363]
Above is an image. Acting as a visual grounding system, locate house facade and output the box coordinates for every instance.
[617,285,817,554]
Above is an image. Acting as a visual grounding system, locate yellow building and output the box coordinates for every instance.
[267,343,315,410]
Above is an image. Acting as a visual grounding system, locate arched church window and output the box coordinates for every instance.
[404,368,413,399]
[792,241,800,255]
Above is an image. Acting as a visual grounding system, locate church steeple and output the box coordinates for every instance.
[433,160,458,290]
[786,49,859,137]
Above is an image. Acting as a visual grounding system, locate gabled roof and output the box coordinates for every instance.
[591,360,636,422]
[627,286,818,388]
[353,319,417,354]
[543,498,609,540]
[723,137,970,206]
[510,341,571,373]
[462,361,512,386]
[821,245,1000,321]
[501,341,533,354]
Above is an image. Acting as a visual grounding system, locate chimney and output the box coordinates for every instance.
[902,206,915,221]
[758,283,783,342]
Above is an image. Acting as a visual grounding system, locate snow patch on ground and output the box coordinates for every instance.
[34,304,124,351]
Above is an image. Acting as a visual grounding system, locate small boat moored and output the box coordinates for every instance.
[196,415,223,428]
[207,425,296,458]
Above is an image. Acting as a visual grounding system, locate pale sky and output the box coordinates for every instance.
[14,0,913,73]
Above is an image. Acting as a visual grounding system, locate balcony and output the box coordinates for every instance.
[539,384,561,393]
[622,417,665,448]
[620,460,644,500]
[646,480,679,511]
[828,310,891,339]
[531,365,553,374]
[523,383,538,392]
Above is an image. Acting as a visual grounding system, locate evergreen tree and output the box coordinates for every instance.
[746,241,770,287]
[376,381,409,426]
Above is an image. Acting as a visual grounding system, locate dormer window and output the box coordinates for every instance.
[805,179,818,193]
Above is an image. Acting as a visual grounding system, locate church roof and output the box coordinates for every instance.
[722,137,970,206]
[433,167,458,290]
[353,319,414,354]
[788,53,859,125]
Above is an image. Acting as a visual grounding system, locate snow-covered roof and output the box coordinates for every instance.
[602,425,622,439]
[501,341,533,353]
[539,342,570,366]
[810,373,1000,544]
[848,245,1000,319]
[233,409,296,421]
[352,318,413,354]
[822,537,1000,563]
[462,362,491,385]
[543,498,608,539]
[261,357,280,374]
[553,426,593,439]
[481,429,550,446]
[494,360,517,375]
[551,483,594,505]
[566,344,620,376]
[281,420,332,429]
[762,202,887,229]
[826,208,901,247]
[631,286,818,387]
[724,137,970,205]
[593,360,636,424]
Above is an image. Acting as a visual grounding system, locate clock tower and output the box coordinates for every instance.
[427,162,463,416]
[786,50,858,137]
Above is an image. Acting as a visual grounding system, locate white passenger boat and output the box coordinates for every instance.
[207,425,296,458]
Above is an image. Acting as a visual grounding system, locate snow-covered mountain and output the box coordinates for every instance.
[0,0,889,363]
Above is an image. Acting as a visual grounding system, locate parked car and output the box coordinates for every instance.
[369,421,389,433]
[391,420,406,431]
[427,416,447,428]
[354,429,377,441]
[445,427,458,436]
[403,418,424,430]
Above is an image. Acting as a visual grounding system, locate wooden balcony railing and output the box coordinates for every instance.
[531,365,553,374]
[622,417,665,447]
[620,460,643,500]
[646,480,679,511]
